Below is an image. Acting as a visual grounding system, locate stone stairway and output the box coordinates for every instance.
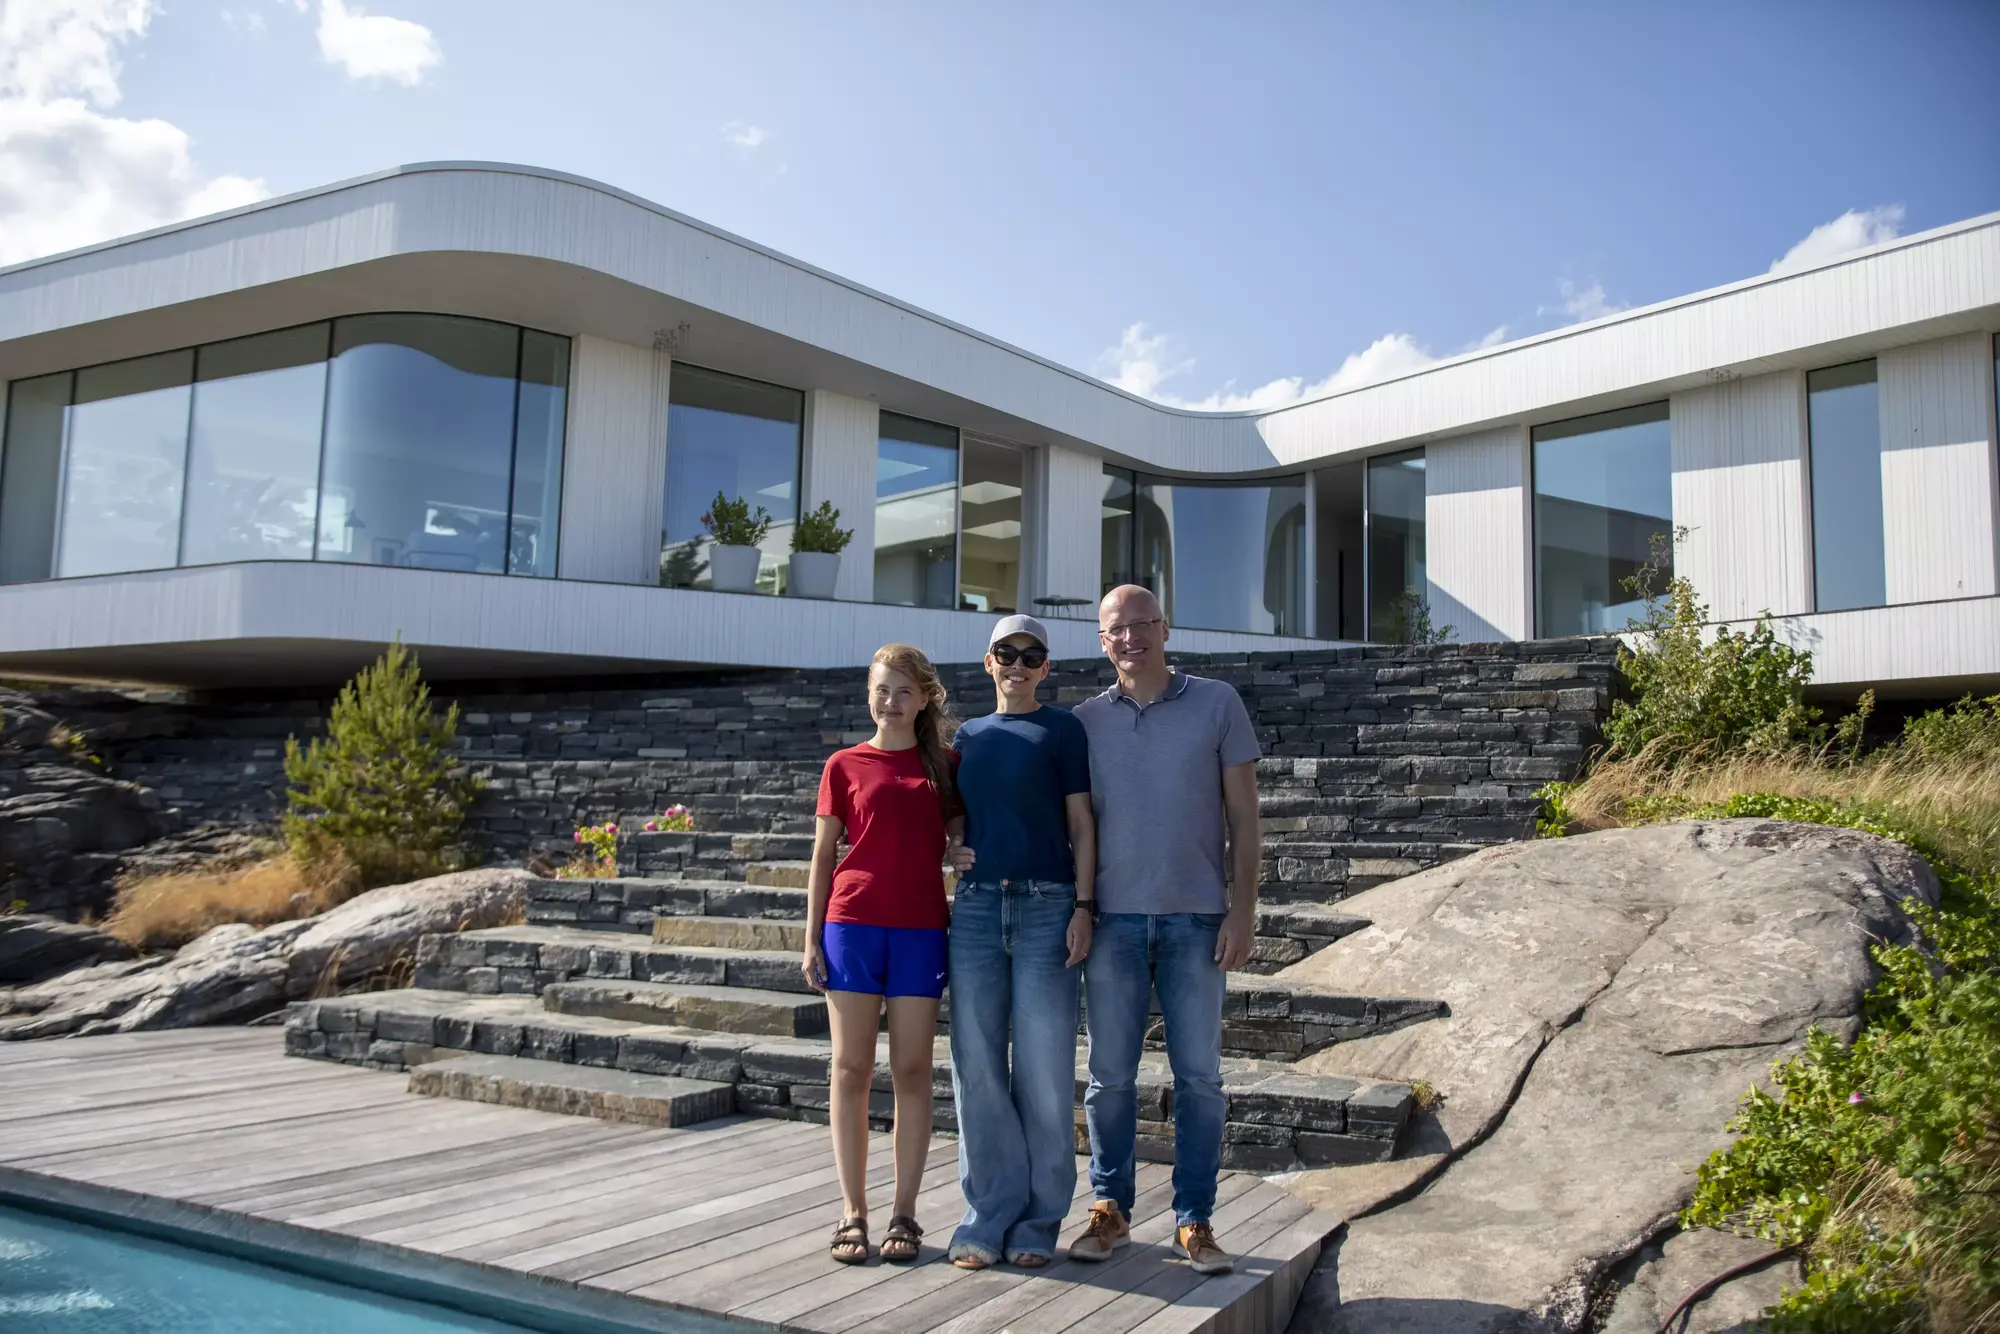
[285,872,1447,1173]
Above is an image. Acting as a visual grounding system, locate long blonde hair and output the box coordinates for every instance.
[871,643,960,819]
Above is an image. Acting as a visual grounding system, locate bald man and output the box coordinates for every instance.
[1065,585,1261,1277]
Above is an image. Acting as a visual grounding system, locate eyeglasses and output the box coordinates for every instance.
[991,644,1048,668]
[1099,617,1163,641]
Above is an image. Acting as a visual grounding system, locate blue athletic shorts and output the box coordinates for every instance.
[821,923,948,999]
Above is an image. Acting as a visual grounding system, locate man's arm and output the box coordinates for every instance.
[1215,759,1260,971]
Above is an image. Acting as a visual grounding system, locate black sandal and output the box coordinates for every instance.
[830,1216,869,1265]
[881,1214,923,1264]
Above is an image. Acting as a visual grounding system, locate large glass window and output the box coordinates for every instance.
[1533,401,1673,636]
[0,373,70,584]
[318,315,519,574]
[874,412,958,608]
[509,330,569,579]
[56,351,194,578]
[662,366,801,590]
[1365,450,1426,641]
[1313,461,1364,640]
[1100,469,1306,635]
[958,437,1022,613]
[182,325,329,566]
[0,315,567,586]
[1807,360,1884,613]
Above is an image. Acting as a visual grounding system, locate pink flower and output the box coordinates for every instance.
[604,823,617,833]
[644,821,658,831]
[572,830,582,842]
[1849,1092,1867,1105]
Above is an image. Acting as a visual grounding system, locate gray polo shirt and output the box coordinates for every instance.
[1073,671,1261,916]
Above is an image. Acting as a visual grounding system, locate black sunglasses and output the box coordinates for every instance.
[991,644,1049,668]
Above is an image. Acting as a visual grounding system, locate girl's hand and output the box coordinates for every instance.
[802,939,829,993]
[1065,907,1092,968]
[947,840,976,874]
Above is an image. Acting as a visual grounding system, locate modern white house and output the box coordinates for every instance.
[0,162,1995,697]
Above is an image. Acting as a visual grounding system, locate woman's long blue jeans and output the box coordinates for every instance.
[947,879,1081,1261]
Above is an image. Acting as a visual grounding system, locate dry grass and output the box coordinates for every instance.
[1566,746,2000,877]
[105,852,359,954]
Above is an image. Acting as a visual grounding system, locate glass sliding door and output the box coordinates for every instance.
[662,365,802,590]
[1101,466,1136,595]
[958,437,1022,612]
[874,411,958,608]
[56,351,194,578]
[0,373,71,584]
[1135,477,1307,635]
[182,324,329,566]
[1364,450,1426,641]
[1533,401,1672,636]
[1313,460,1364,640]
[1807,360,1883,612]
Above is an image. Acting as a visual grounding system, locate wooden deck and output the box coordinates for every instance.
[0,1028,1330,1334]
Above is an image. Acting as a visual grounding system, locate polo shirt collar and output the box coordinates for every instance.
[1105,669,1190,711]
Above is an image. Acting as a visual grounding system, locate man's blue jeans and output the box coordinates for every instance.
[1083,912,1226,1227]
[947,879,1082,1261]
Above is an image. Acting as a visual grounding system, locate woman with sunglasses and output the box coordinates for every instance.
[944,614,1096,1270]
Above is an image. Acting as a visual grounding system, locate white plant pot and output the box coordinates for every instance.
[709,543,763,593]
[789,551,841,599]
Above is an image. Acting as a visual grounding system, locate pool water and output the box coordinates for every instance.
[0,1205,545,1333]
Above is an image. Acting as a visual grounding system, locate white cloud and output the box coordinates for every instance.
[0,0,265,266]
[1466,324,1510,352]
[722,120,769,151]
[1769,205,1904,275]
[315,0,439,86]
[1544,278,1625,324]
[1098,323,1441,412]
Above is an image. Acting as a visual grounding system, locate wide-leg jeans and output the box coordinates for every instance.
[1083,911,1227,1227]
[947,879,1082,1261]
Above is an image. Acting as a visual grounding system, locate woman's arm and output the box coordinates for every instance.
[1064,792,1096,967]
[801,814,843,992]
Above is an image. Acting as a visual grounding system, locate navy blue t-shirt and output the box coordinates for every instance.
[952,706,1092,884]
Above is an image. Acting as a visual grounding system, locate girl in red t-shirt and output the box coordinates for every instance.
[804,643,963,1266]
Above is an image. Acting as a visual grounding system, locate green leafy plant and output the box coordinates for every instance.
[642,804,694,833]
[554,822,618,879]
[793,500,853,555]
[1533,780,1575,838]
[282,641,482,889]
[701,491,773,548]
[1897,694,2000,769]
[1381,588,1454,645]
[1606,530,1826,766]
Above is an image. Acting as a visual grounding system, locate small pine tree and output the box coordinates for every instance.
[282,641,481,888]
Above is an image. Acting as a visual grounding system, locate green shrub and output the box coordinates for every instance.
[701,491,773,547]
[1679,795,2000,1333]
[1533,780,1575,838]
[793,500,854,555]
[282,642,481,888]
[1606,533,1825,766]
[1380,588,1454,645]
[1895,694,2000,769]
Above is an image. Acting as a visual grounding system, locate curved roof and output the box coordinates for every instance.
[2,161,1996,475]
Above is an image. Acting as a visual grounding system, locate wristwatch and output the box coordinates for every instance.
[1074,899,1098,923]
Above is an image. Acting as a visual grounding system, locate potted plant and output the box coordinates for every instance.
[789,500,853,599]
[701,490,773,593]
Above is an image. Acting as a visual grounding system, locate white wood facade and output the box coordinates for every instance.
[0,163,1996,691]
[1424,426,1530,642]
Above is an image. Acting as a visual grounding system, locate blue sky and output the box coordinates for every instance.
[6,1,1998,408]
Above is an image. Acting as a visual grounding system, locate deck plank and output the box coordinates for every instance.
[0,1028,1333,1334]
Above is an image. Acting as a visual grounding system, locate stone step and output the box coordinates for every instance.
[743,860,811,889]
[525,878,807,932]
[652,915,809,953]
[408,1052,737,1129]
[288,990,1414,1169]
[544,978,828,1038]
[415,924,1445,1062]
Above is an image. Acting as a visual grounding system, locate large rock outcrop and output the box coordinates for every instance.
[0,914,136,983]
[0,867,534,1039]
[1283,819,1936,1334]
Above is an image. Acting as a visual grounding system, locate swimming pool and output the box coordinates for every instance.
[0,1203,547,1333]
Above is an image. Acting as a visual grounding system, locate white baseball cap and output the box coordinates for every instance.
[987,613,1050,649]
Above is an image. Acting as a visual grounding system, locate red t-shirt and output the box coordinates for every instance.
[815,743,951,929]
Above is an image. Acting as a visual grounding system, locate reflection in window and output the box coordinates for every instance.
[1101,467,1136,595]
[1313,460,1364,640]
[663,366,801,590]
[875,412,957,608]
[1808,361,1883,612]
[1533,402,1672,636]
[510,331,570,578]
[1365,451,1426,641]
[183,325,328,566]
[1130,477,1307,635]
[0,373,70,584]
[57,351,194,578]
[318,316,519,574]
[958,437,1022,612]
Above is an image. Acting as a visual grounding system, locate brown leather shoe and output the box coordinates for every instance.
[1067,1200,1129,1262]
[1175,1221,1233,1275]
